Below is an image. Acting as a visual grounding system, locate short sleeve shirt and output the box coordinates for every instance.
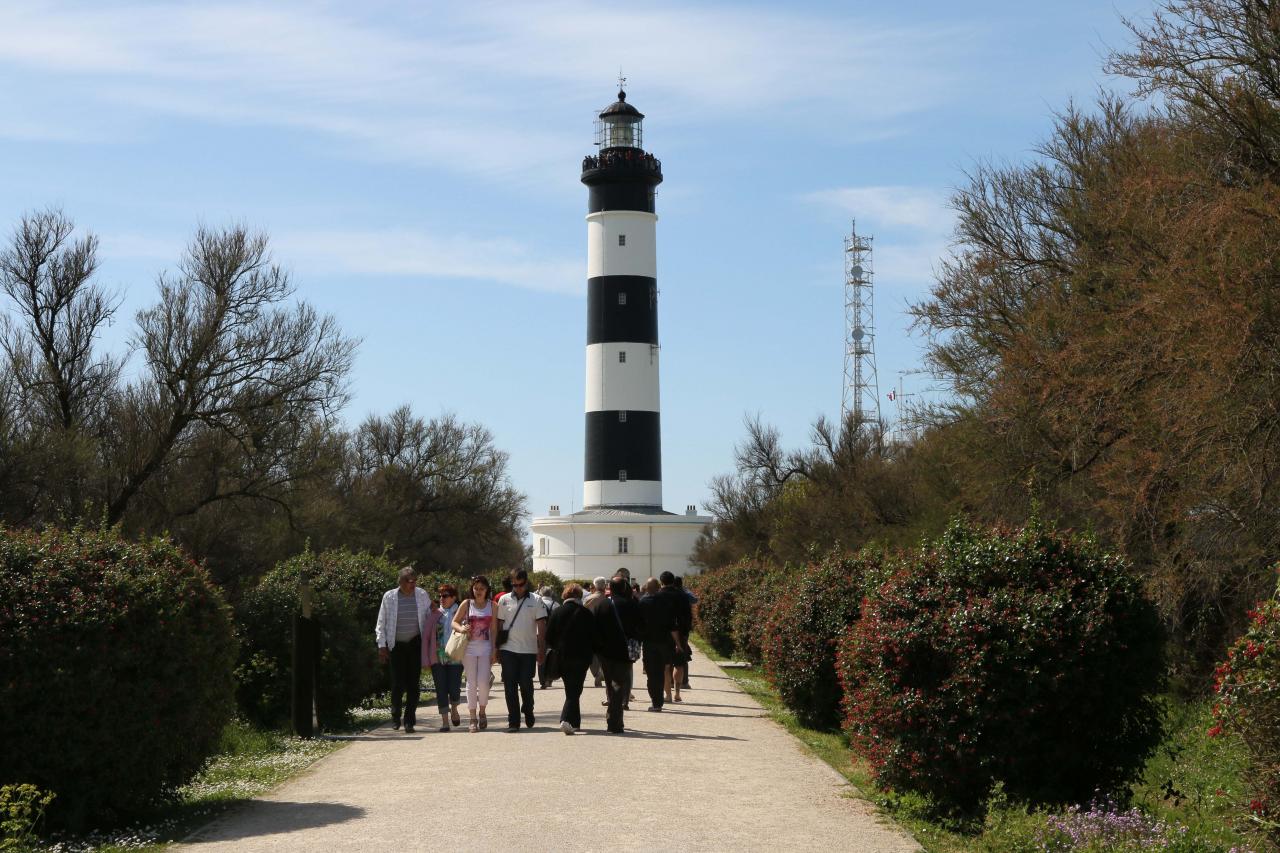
[497,593,546,654]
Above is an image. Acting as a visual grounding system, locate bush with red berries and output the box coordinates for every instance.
[692,560,769,657]
[730,564,798,665]
[839,520,1164,813]
[761,550,883,729]
[1210,570,1280,844]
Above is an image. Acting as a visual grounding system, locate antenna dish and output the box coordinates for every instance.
[851,264,863,277]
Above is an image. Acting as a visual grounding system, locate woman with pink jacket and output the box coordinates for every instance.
[422,584,463,731]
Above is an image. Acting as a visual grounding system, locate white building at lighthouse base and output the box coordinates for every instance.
[530,505,711,582]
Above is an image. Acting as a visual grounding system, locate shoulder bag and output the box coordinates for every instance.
[495,595,526,648]
[445,600,470,662]
[612,600,642,662]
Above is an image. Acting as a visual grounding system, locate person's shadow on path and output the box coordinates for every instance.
[186,801,365,842]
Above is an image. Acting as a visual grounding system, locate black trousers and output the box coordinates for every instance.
[390,635,422,726]
[642,644,673,709]
[558,657,590,729]
[500,650,538,727]
[589,654,603,685]
[601,657,631,732]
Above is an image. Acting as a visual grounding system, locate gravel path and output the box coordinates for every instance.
[179,652,920,852]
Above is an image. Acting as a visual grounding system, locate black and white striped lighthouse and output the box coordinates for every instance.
[529,86,709,580]
[580,88,664,510]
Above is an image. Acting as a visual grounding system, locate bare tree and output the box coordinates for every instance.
[107,225,357,525]
[0,208,120,432]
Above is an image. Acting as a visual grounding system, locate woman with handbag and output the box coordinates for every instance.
[451,575,496,732]
[423,584,464,731]
[545,583,595,735]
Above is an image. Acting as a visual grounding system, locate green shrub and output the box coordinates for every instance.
[759,550,879,729]
[1211,569,1280,845]
[730,565,797,665]
[0,784,55,850]
[839,520,1165,813]
[528,570,563,595]
[0,526,237,828]
[691,560,768,657]
[236,548,397,729]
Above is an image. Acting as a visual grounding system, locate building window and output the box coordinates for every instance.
[539,537,548,556]
[618,350,626,363]
[618,234,626,246]
[618,537,629,554]
[618,469,627,482]
[618,411,627,422]
[618,292,627,306]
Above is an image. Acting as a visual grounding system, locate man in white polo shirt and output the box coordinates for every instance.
[496,569,547,731]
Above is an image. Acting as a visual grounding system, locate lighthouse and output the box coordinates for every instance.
[530,86,709,581]
[581,88,663,510]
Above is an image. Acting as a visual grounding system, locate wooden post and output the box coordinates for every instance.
[292,573,319,738]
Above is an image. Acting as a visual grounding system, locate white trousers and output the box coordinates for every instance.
[463,653,491,710]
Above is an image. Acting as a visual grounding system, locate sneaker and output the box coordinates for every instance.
[560,720,574,735]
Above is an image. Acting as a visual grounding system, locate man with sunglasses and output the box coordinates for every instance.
[495,569,548,731]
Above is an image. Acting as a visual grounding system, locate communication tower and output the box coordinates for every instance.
[842,220,881,430]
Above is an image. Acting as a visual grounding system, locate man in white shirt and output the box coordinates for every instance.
[496,569,548,731]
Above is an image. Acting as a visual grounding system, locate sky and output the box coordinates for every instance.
[0,0,1153,537]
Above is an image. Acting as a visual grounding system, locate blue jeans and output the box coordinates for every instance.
[430,662,463,713]
[499,650,537,727]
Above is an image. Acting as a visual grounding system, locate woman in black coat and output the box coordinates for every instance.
[545,583,596,734]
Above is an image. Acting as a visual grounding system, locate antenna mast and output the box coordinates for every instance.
[842,220,881,430]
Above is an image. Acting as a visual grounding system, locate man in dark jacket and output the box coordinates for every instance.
[594,577,642,733]
[546,584,595,735]
[638,577,683,711]
[669,572,694,692]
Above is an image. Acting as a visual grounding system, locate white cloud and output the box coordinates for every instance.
[0,2,982,170]
[273,228,581,295]
[804,186,954,235]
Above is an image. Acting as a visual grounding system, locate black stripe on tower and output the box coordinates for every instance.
[581,153,663,213]
[587,276,658,345]
[584,410,661,482]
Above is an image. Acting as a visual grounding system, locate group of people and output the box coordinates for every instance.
[374,566,694,735]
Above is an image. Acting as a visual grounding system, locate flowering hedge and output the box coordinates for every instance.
[236,548,399,728]
[730,565,797,665]
[761,550,882,729]
[0,526,237,828]
[1211,571,1280,844]
[839,520,1164,812]
[692,561,767,657]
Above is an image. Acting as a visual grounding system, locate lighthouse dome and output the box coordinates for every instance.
[599,89,644,120]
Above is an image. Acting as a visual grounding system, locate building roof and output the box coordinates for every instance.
[533,506,710,525]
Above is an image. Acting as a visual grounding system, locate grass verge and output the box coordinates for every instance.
[691,633,1260,853]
